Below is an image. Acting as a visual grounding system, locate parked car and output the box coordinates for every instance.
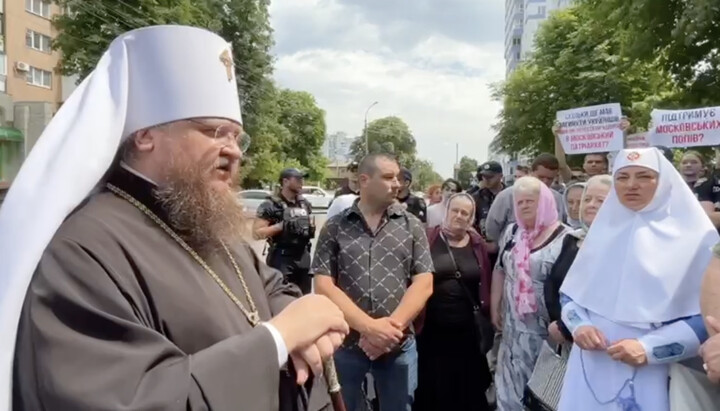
[238,189,271,217]
[301,186,332,209]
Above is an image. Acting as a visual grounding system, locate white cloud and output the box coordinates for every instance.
[269,0,505,178]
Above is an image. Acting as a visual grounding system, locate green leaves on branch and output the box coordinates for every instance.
[456,156,478,189]
[493,5,674,156]
[350,116,418,168]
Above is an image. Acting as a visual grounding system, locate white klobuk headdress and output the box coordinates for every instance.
[561,147,719,324]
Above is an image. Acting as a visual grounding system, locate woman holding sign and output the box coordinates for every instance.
[557,147,718,411]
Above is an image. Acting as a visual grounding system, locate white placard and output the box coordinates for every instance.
[649,107,720,148]
[556,103,624,154]
[625,132,649,149]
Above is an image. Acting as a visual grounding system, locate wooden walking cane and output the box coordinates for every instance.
[323,357,347,411]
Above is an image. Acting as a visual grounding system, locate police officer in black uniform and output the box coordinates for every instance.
[397,167,427,223]
[253,168,315,294]
[471,161,505,239]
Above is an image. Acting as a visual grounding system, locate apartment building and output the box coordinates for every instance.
[496,0,572,173]
[0,0,76,185]
[504,0,573,77]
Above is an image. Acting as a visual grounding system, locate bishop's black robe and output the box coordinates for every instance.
[12,168,329,411]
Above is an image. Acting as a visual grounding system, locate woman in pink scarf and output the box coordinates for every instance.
[490,176,569,411]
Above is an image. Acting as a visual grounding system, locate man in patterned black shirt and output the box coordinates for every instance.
[313,153,434,411]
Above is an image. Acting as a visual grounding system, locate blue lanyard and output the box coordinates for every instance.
[580,349,642,411]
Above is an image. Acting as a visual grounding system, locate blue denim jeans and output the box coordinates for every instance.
[334,337,418,411]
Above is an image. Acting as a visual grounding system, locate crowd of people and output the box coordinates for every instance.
[4,24,720,411]
[313,144,720,411]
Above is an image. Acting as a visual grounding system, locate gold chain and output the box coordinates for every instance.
[106,183,260,326]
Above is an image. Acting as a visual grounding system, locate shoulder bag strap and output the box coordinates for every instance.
[439,232,480,310]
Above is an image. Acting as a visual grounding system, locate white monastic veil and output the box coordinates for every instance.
[0,26,243,409]
[560,147,719,324]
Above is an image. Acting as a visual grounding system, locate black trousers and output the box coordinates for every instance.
[267,247,312,294]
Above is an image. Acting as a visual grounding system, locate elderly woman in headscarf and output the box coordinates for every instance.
[490,176,569,410]
[523,175,612,411]
[414,193,493,411]
[426,178,462,228]
[558,148,719,411]
[545,175,612,345]
[563,182,585,229]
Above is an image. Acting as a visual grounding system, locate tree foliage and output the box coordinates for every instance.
[52,0,328,188]
[350,116,418,167]
[456,156,478,189]
[580,0,720,107]
[275,90,328,181]
[492,6,674,156]
[410,159,443,192]
[238,88,327,187]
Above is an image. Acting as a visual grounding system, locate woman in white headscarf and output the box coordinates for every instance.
[558,147,719,411]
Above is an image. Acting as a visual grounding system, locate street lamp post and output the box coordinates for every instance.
[364,101,378,155]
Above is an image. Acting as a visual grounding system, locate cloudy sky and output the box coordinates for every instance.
[269,0,505,178]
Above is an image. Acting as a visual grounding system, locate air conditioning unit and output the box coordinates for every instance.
[15,62,30,72]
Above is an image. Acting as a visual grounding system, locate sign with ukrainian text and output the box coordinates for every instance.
[556,103,623,154]
[649,107,720,148]
[625,132,649,149]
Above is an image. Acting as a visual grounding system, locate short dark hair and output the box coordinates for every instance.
[516,165,529,174]
[358,153,398,177]
[442,178,463,193]
[531,153,559,171]
[584,152,609,166]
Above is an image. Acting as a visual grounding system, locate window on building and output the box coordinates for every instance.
[0,53,5,76]
[26,67,52,88]
[25,0,50,18]
[26,30,51,53]
[516,52,521,60]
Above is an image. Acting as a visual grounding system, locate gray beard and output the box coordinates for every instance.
[153,160,246,258]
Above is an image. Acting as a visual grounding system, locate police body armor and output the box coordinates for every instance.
[268,196,315,254]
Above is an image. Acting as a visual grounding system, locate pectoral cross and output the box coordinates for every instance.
[219,49,234,82]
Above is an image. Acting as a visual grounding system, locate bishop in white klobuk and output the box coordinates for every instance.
[0,25,347,411]
[557,147,719,410]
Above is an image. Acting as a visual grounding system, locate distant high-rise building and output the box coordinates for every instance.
[322,131,355,164]
[498,0,572,174]
[504,0,573,77]
[504,0,524,76]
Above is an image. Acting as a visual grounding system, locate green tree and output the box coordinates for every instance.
[350,116,418,167]
[411,159,443,192]
[492,6,673,156]
[456,156,478,189]
[276,90,328,181]
[580,0,720,107]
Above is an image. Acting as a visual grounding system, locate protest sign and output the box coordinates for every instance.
[556,103,623,154]
[649,107,720,148]
[625,132,649,149]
